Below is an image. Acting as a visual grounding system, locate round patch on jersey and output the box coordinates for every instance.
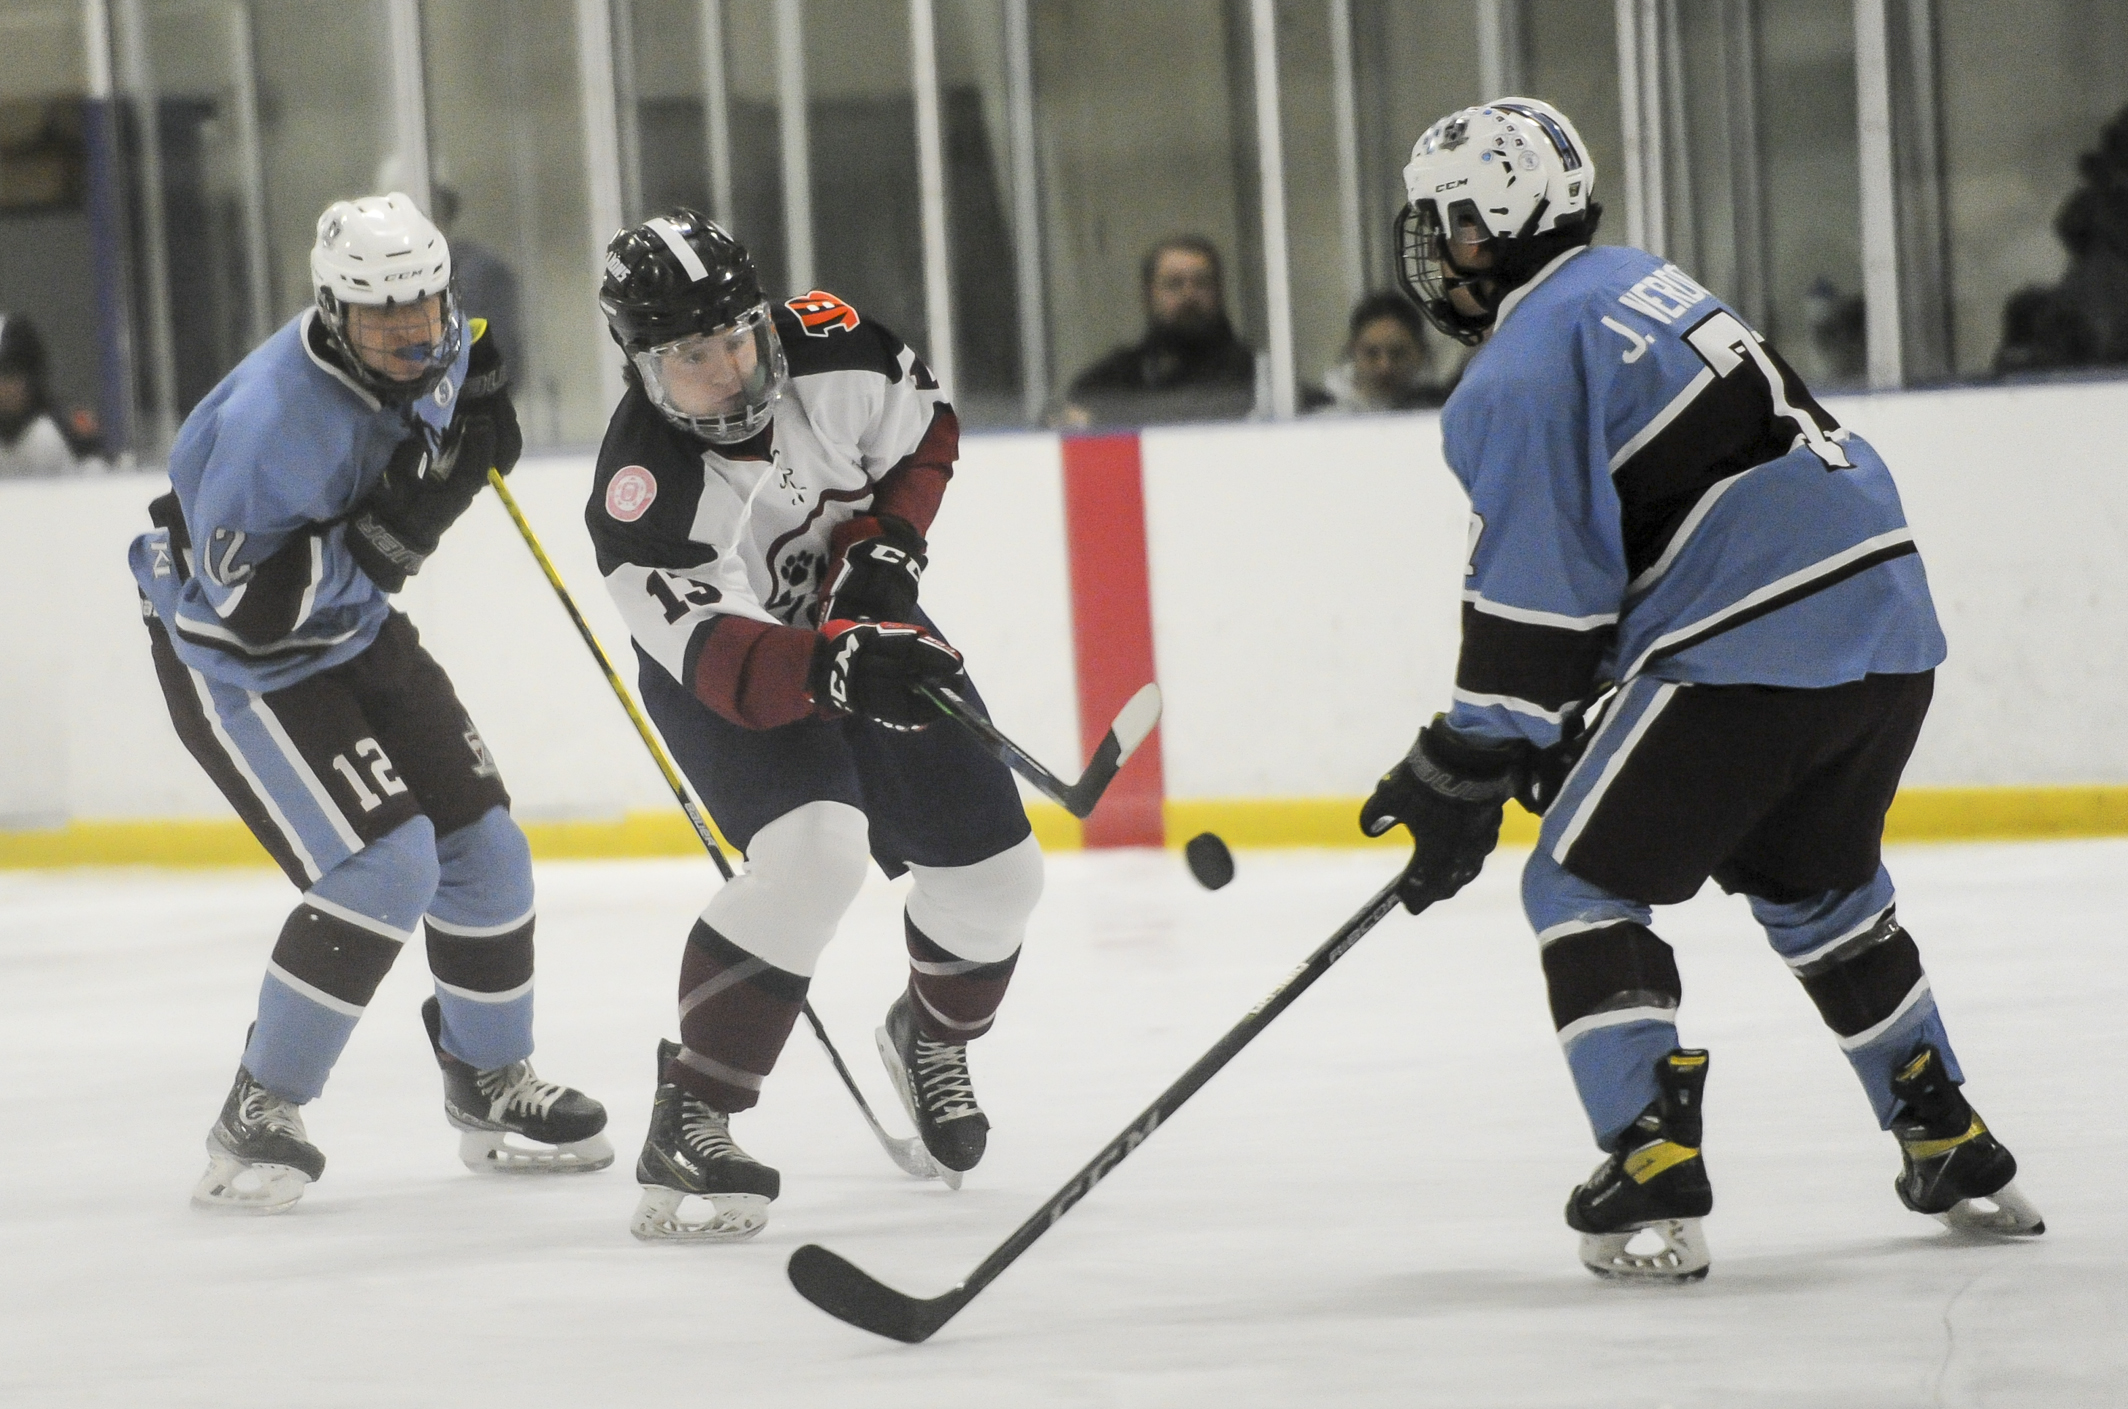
[606,465,658,522]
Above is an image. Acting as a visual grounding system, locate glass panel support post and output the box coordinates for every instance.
[1854,0,1948,386]
[111,0,177,456]
[1329,0,1365,310]
[81,0,136,457]
[775,0,814,293]
[1615,0,1667,258]
[1847,0,1949,387]
[909,0,957,396]
[228,0,273,344]
[698,0,734,226]
[384,0,431,211]
[1249,0,1296,419]
[1476,0,1526,99]
[1002,0,1046,423]
[612,0,643,225]
[577,0,629,410]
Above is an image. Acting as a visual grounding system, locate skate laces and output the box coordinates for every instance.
[679,1099,744,1161]
[475,1062,565,1120]
[913,1038,980,1123]
[239,1081,306,1140]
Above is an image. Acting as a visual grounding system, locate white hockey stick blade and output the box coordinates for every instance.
[1109,683,1163,766]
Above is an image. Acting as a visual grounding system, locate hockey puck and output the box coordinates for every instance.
[1184,832,1235,890]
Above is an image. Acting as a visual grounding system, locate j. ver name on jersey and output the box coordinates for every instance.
[1441,244,1945,753]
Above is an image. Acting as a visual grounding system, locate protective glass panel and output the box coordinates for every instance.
[1033,0,1265,429]
[1333,0,1484,410]
[934,0,1030,426]
[1938,0,2128,378]
[1756,0,1862,387]
[423,0,605,448]
[0,2,100,459]
[113,0,302,442]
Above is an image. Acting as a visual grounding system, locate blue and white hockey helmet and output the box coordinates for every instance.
[311,192,463,402]
[1395,99,1601,344]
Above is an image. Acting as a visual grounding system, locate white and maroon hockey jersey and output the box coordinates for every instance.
[586,292,958,730]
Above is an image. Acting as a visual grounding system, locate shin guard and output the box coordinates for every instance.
[670,921,809,1112]
[904,915,1020,1042]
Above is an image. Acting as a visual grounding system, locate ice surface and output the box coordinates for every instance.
[1,841,2122,1406]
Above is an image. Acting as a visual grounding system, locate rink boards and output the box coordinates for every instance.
[2,375,2126,860]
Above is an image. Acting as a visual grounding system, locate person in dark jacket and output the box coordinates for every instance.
[1060,235,1258,426]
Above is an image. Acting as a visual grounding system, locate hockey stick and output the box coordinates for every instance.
[485,470,941,1182]
[919,681,1162,820]
[787,871,1412,1342]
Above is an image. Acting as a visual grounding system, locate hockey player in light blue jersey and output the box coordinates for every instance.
[129,193,610,1212]
[1356,100,2040,1280]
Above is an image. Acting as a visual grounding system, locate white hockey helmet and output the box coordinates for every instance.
[311,192,462,400]
[1395,99,1601,344]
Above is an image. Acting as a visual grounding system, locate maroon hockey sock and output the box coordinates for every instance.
[904,914,1019,1043]
[668,921,808,1112]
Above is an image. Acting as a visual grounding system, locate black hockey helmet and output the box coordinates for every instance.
[600,209,766,353]
[599,209,787,442]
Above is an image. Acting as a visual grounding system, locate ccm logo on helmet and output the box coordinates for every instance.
[786,290,860,336]
[1434,178,1469,193]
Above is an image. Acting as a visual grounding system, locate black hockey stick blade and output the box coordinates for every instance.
[922,682,1162,819]
[787,1245,970,1344]
[788,874,1412,1343]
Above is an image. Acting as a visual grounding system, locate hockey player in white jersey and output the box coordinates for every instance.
[1358,101,2041,1280]
[129,194,610,1212]
[587,210,1043,1241]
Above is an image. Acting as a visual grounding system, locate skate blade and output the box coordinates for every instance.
[629,1186,768,1243]
[458,1128,616,1174]
[876,1025,961,1189]
[1934,1179,2045,1237]
[1578,1218,1711,1283]
[191,1147,309,1215]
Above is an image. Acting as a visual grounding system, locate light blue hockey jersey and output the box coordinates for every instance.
[128,310,470,692]
[1439,245,1946,750]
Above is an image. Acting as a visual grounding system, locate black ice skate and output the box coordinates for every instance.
[420,998,613,1174]
[631,1039,781,1242]
[193,1062,327,1215]
[1565,1049,1714,1283]
[1888,1044,2043,1236]
[877,992,987,1186]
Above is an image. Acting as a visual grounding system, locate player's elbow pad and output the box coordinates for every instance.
[689,615,820,730]
[222,530,324,645]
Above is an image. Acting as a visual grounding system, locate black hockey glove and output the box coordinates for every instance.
[1360,717,1526,913]
[810,619,965,731]
[823,516,927,623]
[1513,688,1612,817]
[344,417,497,593]
[457,325,522,478]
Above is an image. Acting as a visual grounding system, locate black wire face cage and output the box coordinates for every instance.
[320,284,465,403]
[1393,200,1497,347]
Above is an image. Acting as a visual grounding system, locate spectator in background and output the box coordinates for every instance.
[1060,235,1258,427]
[431,185,526,387]
[1996,102,2128,374]
[0,313,101,479]
[1307,291,1453,413]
